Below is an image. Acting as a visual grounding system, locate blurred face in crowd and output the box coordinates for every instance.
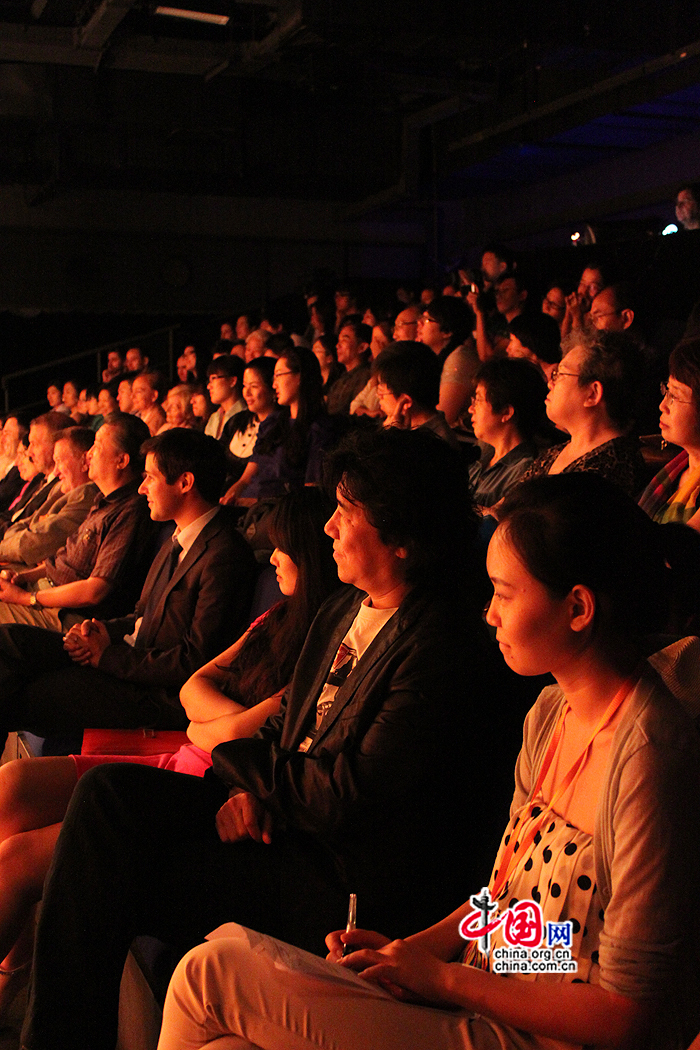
[107,351,123,375]
[63,382,79,409]
[589,288,632,332]
[272,358,301,409]
[207,370,237,408]
[542,286,566,325]
[183,346,197,372]
[577,268,604,309]
[236,316,253,341]
[125,348,147,373]
[117,380,133,414]
[1,417,20,458]
[370,325,391,360]
[46,385,62,409]
[176,356,189,383]
[494,277,526,319]
[336,327,367,370]
[190,392,211,419]
[78,389,90,416]
[164,390,190,428]
[131,376,157,414]
[54,437,89,493]
[220,323,234,342]
[675,189,700,231]
[469,383,511,446]
[87,424,125,492]
[243,367,275,420]
[660,376,700,451]
[98,389,118,417]
[481,251,507,290]
[245,331,266,363]
[392,307,420,342]
[28,422,55,475]
[545,344,589,432]
[17,442,39,482]
[417,311,449,354]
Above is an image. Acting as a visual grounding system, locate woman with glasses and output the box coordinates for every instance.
[221,346,330,505]
[520,329,646,497]
[639,338,700,526]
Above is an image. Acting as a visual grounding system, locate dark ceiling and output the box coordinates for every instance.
[1,0,700,211]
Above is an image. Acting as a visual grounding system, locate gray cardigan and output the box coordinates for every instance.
[512,673,700,1048]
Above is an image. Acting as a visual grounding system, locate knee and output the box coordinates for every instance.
[0,761,36,836]
[0,831,50,900]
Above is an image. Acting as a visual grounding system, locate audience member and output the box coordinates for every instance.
[541,281,567,328]
[0,414,155,630]
[418,296,478,425]
[131,372,166,437]
[157,472,700,1050]
[312,334,344,399]
[176,355,189,383]
[0,427,254,766]
[125,346,149,374]
[588,281,635,332]
[159,385,196,432]
[468,358,548,509]
[0,437,42,527]
[374,341,458,448]
[236,313,258,342]
[0,416,28,511]
[479,243,517,291]
[101,349,125,384]
[189,385,215,429]
[675,183,700,231]
[61,381,80,421]
[0,487,338,1020]
[350,322,392,417]
[45,384,67,414]
[222,358,277,480]
[116,377,133,414]
[204,357,245,442]
[522,329,646,496]
[327,317,372,415]
[561,262,607,338]
[222,346,329,503]
[21,426,512,1050]
[507,312,562,382]
[391,304,421,342]
[0,427,97,568]
[97,383,119,419]
[334,284,358,331]
[0,412,74,540]
[639,337,700,526]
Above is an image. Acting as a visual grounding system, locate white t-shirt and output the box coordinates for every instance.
[298,598,397,752]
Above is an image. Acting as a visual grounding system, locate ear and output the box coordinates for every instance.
[620,309,634,329]
[583,379,604,408]
[568,584,596,634]
[178,471,195,495]
[395,546,408,560]
[501,405,515,424]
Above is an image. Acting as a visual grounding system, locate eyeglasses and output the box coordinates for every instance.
[470,395,487,405]
[549,366,581,385]
[589,310,620,323]
[417,316,438,326]
[660,382,694,406]
[273,371,296,380]
[393,320,418,331]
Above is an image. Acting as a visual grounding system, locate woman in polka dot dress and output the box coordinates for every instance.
[157,473,700,1050]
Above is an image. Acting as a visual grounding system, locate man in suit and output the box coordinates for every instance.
[0,428,255,746]
[0,411,74,539]
[0,426,97,568]
[21,427,513,1050]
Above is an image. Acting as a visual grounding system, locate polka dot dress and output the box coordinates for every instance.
[463,796,604,986]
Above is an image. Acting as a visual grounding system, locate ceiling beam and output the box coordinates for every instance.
[76,0,140,50]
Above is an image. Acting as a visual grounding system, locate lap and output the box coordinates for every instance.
[159,932,539,1050]
[0,602,61,631]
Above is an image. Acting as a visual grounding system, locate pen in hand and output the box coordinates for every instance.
[341,892,357,957]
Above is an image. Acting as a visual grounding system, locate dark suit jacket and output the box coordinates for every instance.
[212,584,511,939]
[98,506,256,695]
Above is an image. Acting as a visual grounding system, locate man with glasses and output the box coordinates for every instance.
[391,304,421,341]
[204,357,245,442]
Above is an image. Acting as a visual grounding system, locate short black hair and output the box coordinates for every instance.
[508,313,561,365]
[206,356,244,383]
[57,426,95,456]
[325,426,481,601]
[373,341,441,410]
[425,296,472,344]
[476,358,548,442]
[338,316,372,346]
[102,413,151,474]
[142,428,228,504]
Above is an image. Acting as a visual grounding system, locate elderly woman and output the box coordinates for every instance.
[639,338,700,526]
[468,357,548,509]
[521,328,646,496]
[158,384,196,432]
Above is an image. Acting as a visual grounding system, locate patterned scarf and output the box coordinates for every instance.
[638,450,700,523]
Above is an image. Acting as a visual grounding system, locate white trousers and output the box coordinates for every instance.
[157,929,540,1050]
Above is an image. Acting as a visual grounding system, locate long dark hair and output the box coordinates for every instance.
[255,346,325,468]
[220,487,339,704]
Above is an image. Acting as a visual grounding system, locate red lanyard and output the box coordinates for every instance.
[491,676,638,902]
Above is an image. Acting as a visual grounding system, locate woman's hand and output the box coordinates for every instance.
[325,928,391,963]
[339,937,456,1006]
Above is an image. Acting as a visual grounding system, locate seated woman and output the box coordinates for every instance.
[158,384,196,433]
[221,358,277,481]
[0,486,339,1019]
[522,328,646,496]
[157,472,700,1050]
[468,357,548,509]
[189,384,215,431]
[639,337,700,526]
[221,347,331,505]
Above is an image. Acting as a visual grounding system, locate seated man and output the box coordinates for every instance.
[0,414,155,630]
[22,427,516,1050]
[0,428,255,748]
[0,426,97,568]
[205,357,245,441]
[0,411,74,540]
[326,317,372,414]
[374,340,459,448]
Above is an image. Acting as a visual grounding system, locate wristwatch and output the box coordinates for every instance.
[28,592,39,607]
